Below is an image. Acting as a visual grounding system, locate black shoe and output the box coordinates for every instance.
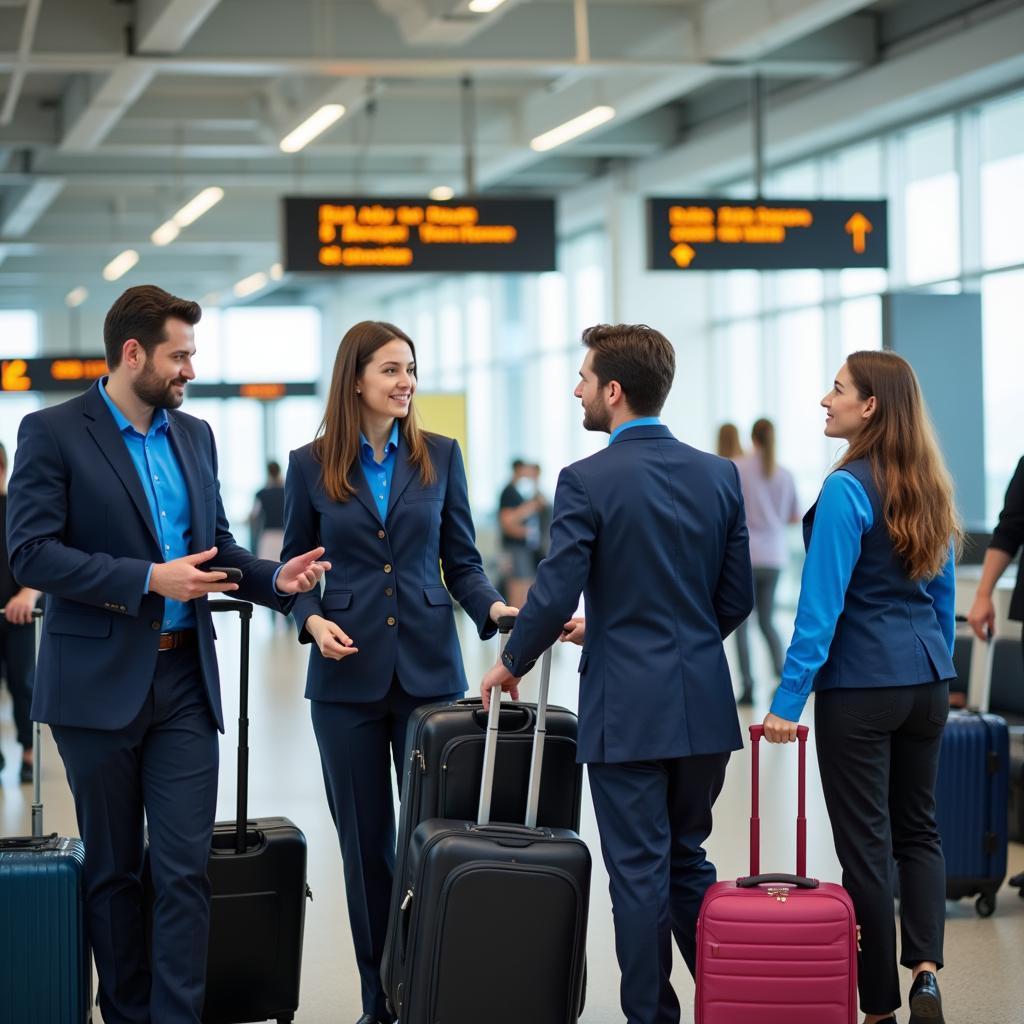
[355,1016,390,1024]
[737,688,754,706]
[20,760,33,785]
[909,970,944,1024]
[1009,870,1024,889]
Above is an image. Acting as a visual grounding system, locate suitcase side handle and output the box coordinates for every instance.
[736,873,820,889]
[748,724,810,878]
[210,599,254,853]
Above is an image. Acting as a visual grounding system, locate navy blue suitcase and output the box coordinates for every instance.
[0,610,93,1022]
[935,621,1010,916]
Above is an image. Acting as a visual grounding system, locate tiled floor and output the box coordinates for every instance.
[2,610,1022,1023]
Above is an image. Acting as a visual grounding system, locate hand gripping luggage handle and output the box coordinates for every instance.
[747,724,809,879]
[210,600,254,853]
[955,614,996,714]
[477,617,553,827]
[31,609,43,838]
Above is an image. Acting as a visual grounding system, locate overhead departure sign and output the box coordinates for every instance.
[283,197,556,273]
[187,382,317,400]
[1,356,109,393]
[647,198,888,271]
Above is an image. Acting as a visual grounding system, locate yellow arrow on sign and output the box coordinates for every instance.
[671,243,696,268]
[1,359,31,391]
[844,212,872,254]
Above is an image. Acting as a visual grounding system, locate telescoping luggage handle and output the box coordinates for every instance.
[955,614,996,714]
[31,608,43,838]
[210,599,254,854]
[477,616,553,828]
[737,723,820,890]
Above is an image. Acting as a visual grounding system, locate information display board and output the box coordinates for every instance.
[647,198,888,270]
[283,197,556,273]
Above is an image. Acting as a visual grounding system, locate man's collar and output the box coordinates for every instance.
[98,376,168,436]
[609,416,662,445]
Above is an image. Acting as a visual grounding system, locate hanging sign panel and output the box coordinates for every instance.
[282,196,556,273]
[647,198,888,271]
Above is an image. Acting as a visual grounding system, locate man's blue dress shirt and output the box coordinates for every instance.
[360,422,400,522]
[770,471,956,721]
[99,378,195,630]
[609,417,662,445]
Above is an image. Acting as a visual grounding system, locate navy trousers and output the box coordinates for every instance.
[311,679,461,1023]
[52,643,219,1024]
[0,617,35,750]
[588,752,731,1024]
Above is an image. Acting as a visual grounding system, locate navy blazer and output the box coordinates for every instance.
[284,433,502,702]
[503,425,754,764]
[6,382,291,732]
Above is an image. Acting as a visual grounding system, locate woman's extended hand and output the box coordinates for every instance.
[762,712,799,743]
[306,615,359,661]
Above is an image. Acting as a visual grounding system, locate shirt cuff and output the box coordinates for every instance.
[769,684,809,723]
[144,564,154,594]
[272,565,287,597]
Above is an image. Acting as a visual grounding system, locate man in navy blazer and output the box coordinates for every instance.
[482,324,753,1024]
[7,285,329,1024]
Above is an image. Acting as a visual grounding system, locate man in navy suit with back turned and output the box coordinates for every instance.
[7,285,330,1024]
[481,324,754,1024]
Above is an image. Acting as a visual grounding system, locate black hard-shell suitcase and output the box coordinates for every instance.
[0,609,93,1024]
[200,601,312,1024]
[386,621,591,1024]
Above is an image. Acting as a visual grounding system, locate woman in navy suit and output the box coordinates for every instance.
[283,320,514,1024]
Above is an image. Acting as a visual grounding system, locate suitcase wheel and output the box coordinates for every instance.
[975,892,996,917]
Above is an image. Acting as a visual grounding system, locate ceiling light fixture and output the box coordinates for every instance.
[234,271,269,298]
[429,186,455,201]
[151,220,181,246]
[468,0,508,12]
[103,249,140,282]
[530,105,616,153]
[65,286,88,308]
[280,104,346,154]
[173,186,225,227]
[269,262,284,281]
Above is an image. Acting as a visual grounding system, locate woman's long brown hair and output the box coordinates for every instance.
[751,418,776,478]
[716,423,743,460]
[840,350,962,580]
[314,320,436,502]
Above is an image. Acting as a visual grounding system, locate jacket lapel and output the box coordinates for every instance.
[166,415,205,552]
[350,458,384,526]
[83,384,160,552]
[386,436,417,520]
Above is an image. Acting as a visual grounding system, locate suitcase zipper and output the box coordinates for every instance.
[401,888,414,912]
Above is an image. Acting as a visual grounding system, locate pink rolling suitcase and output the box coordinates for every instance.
[695,724,858,1024]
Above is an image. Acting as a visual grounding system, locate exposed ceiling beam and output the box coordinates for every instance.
[1,178,65,235]
[135,0,223,54]
[0,0,42,126]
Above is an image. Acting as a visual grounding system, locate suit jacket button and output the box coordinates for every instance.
[384,563,393,574]
[151,620,161,630]
[386,616,396,626]
[377,530,386,540]
[385,587,393,597]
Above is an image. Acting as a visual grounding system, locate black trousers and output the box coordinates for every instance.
[0,617,35,750]
[734,567,784,692]
[815,681,949,1015]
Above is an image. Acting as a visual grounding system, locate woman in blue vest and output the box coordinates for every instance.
[763,351,959,1024]
[283,321,514,1024]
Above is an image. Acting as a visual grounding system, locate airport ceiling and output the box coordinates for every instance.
[0,0,1018,309]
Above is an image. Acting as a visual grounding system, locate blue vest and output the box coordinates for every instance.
[807,459,954,691]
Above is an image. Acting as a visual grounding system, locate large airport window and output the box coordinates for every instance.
[980,269,1024,522]
[222,307,321,383]
[903,118,960,285]
[438,297,464,391]
[0,310,39,358]
[980,93,1024,269]
[538,272,569,352]
[839,296,883,357]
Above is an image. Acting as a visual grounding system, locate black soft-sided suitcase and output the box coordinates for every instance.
[381,683,583,1002]
[201,600,312,1024]
[386,622,590,1024]
[0,609,93,1023]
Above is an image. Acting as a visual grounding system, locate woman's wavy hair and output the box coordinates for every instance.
[313,321,435,502]
[840,350,962,580]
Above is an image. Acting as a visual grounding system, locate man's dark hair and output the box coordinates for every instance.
[511,459,527,471]
[267,460,282,479]
[103,285,201,368]
[581,323,676,416]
